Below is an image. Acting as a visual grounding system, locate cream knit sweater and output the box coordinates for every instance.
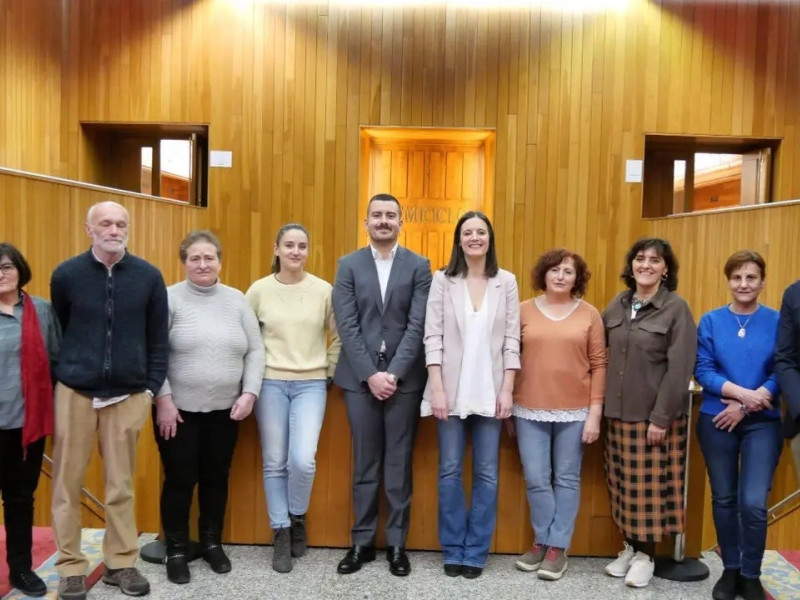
[157,279,264,412]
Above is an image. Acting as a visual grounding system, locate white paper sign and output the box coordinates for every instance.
[210,150,233,168]
[625,159,643,183]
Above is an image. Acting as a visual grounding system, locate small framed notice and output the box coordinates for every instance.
[625,159,643,183]
[210,150,233,168]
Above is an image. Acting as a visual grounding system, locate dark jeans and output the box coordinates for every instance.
[697,413,783,578]
[437,416,502,568]
[153,408,238,540]
[0,428,45,572]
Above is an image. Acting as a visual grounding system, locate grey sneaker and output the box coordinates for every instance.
[102,567,150,596]
[58,575,87,600]
[537,547,568,580]
[272,527,293,573]
[515,543,547,571]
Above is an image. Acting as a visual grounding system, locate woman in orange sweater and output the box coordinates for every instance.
[513,249,607,580]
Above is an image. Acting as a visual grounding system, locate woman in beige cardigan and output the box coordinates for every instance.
[421,211,521,579]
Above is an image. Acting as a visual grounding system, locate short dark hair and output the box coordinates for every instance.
[443,211,499,278]
[724,250,766,279]
[621,237,679,292]
[531,248,591,297]
[366,193,402,216]
[179,230,222,263]
[0,243,32,289]
[272,223,310,273]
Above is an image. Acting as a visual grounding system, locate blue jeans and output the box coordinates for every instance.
[515,417,584,550]
[696,413,782,578]
[256,379,327,529]
[437,415,502,568]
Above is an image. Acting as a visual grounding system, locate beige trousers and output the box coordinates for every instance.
[51,383,150,576]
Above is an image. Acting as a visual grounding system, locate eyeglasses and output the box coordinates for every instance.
[0,264,16,274]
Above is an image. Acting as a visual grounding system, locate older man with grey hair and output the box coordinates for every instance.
[49,201,169,600]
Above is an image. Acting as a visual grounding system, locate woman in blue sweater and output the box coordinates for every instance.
[695,250,782,600]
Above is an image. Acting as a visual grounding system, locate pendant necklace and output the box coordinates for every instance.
[632,295,651,311]
[731,305,757,338]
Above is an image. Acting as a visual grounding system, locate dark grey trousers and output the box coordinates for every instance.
[344,388,421,547]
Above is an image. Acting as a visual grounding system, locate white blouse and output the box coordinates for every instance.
[450,285,496,418]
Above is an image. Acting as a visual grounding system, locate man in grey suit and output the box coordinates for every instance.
[333,193,431,576]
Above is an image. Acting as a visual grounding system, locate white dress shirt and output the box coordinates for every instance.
[370,243,398,357]
[370,243,398,303]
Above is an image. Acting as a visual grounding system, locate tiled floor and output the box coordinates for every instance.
[81,536,733,600]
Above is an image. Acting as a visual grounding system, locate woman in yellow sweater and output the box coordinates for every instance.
[245,223,341,574]
[512,248,607,580]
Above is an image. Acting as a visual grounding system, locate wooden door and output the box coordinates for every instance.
[363,139,491,550]
[362,143,487,271]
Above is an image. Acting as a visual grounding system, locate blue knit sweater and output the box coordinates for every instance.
[695,304,780,417]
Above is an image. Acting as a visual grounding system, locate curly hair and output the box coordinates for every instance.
[531,248,591,297]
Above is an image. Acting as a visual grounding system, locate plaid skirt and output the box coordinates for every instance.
[604,416,688,542]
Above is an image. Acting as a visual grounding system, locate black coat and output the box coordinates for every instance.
[50,249,169,397]
[775,279,800,439]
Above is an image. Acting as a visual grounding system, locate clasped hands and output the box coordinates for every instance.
[367,371,397,401]
[155,392,256,440]
[713,387,772,432]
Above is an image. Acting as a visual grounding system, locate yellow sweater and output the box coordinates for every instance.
[513,298,607,410]
[245,273,341,380]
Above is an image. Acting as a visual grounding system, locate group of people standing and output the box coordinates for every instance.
[0,194,799,600]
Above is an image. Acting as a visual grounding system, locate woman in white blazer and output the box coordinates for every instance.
[421,211,521,579]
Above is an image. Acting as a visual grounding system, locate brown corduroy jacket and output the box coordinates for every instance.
[602,285,697,428]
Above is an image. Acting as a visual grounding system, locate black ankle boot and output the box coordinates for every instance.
[712,568,739,600]
[289,513,307,558]
[164,531,191,584]
[9,570,47,597]
[199,530,231,574]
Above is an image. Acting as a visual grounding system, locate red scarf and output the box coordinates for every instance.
[20,292,54,454]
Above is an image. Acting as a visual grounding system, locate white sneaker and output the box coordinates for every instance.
[624,552,654,588]
[604,542,635,577]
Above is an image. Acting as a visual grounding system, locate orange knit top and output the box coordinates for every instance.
[513,298,607,411]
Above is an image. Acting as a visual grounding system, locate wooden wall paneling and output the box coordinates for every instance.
[648,202,800,552]
[0,170,207,533]
[4,0,800,554]
[0,0,62,176]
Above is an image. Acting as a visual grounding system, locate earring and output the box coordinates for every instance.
[661,273,668,281]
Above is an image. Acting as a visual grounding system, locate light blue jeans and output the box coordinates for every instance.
[256,379,327,529]
[515,417,584,550]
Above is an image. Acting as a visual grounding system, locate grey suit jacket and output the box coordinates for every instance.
[332,246,432,393]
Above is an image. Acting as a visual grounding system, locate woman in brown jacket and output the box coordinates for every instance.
[601,238,697,589]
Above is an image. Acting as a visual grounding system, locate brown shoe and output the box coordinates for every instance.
[57,575,87,600]
[537,547,568,580]
[102,567,150,596]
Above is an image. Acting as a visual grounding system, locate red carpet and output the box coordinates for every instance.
[0,526,104,597]
[777,550,800,569]
[0,526,55,596]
